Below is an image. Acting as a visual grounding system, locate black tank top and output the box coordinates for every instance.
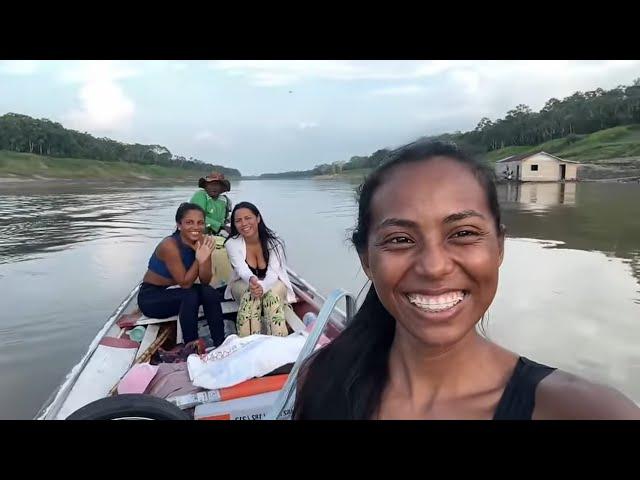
[492,356,556,420]
[246,260,267,280]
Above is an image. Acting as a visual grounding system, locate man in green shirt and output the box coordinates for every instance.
[190,172,232,235]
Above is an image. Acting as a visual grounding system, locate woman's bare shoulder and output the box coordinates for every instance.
[534,369,640,420]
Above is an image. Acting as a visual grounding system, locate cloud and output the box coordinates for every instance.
[370,85,428,96]
[58,60,138,85]
[0,60,39,75]
[298,121,318,130]
[137,60,189,73]
[61,61,136,133]
[209,60,469,87]
[453,60,640,118]
[395,61,640,132]
[208,61,640,110]
[194,130,231,149]
[171,62,189,71]
[210,60,358,86]
[450,69,481,96]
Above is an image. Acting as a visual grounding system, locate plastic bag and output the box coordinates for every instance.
[187,332,307,390]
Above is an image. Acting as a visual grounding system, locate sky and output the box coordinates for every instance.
[1,60,639,176]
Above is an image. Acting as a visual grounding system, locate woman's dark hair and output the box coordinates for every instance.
[293,140,502,420]
[227,201,285,264]
[173,202,205,235]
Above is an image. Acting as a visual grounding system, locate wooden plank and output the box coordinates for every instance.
[284,306,305,333]
[135,302,238,327]
[135,316,177,326]
[222,301,239,314]
[56,342,138,419]
[135,325,159,361]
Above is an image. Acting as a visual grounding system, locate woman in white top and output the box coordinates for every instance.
[224,202,295,336]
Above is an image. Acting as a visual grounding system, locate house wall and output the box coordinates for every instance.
[521,154,560,181]
[495,153,579,182]
[565,164,578,180]
[495,161,519,179]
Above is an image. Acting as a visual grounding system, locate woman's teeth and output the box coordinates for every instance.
[406,291,466,312]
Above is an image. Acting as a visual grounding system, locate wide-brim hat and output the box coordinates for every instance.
[198,171,231,192]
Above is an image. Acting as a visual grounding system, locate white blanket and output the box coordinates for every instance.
[187,332,307,390]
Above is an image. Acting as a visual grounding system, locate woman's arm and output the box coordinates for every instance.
[226,238,257,285]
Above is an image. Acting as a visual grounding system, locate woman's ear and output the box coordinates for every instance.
[359,251,372,280]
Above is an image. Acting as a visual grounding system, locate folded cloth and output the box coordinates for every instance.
[117,363,159,394]
[145,363,204,399]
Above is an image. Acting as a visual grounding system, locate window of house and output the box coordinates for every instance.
[531,164,538,171]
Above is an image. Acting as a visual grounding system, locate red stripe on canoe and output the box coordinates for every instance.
[99,336,140,349]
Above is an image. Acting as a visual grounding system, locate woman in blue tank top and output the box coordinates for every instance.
[137,202,224,347]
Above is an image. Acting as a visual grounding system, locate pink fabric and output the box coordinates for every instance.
[117,363,159,394]
[144,363,203,399]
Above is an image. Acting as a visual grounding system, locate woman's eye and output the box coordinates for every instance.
[451,230,479,239]
[388,236,412,244]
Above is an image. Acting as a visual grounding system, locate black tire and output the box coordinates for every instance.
[66,394,191,420]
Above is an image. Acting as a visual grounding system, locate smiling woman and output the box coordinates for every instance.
[224,202,296,338]
[293,141,640,420]
[138,202,225,347]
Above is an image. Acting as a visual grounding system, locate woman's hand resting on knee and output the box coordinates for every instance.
[249,276,264,299]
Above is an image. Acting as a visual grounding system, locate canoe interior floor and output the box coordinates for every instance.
[111,297,307,345]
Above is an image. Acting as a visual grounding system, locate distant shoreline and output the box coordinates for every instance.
[0,149,240,185]
[4,173,639,185]
[0,176,200,185]
[3,157,639,185]
[253,157,640,183]
[0,170,364,184]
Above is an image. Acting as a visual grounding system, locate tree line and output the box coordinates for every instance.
[0,113,241,177]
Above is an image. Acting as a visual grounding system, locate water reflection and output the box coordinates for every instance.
[491,237,640,400]
[0,185,183,264]
[502,182,576,211]
[498,182,640,287]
